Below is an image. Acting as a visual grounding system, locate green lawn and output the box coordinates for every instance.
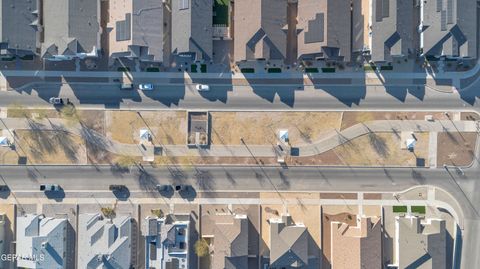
[117,67,130,72]
[241,68,255,73]
[190,64,198,73]
[392,205,408,213]
[411,206,426,214]
[380,65,393,71]
[213,0,229,26]
[305,67,319,73]
[200,64,207,73]
[321,67,336,73]
[146,67,160,72]
[268,68,282,73]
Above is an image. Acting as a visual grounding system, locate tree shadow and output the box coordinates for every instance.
[194,168,215,191]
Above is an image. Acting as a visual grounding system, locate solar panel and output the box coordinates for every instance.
[437,0,442,12]
[375,0,383,22]
[447,0,453,24]
[382,0,390,18]
[179,0,189,10]
[441,10,447,31]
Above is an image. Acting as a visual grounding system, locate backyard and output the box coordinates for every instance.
[213,0,230,26]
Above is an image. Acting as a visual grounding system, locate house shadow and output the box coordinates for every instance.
[309,71,367,107]
[190,73,233,104]
[244,73,304,108]
[63,76,141,109]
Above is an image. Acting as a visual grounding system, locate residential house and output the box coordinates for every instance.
[0,0,40,57]
[391,215,446,269]
[143,214,190,269]
[202,214,249,269]
[330,217,382,269]
[171,0,213,61]
[421,0,477,59]
[269,214,309,269]
[371,0,420,62]
[108,0,167,63]
[234,0,288,62]
[297,0,352,62]
[42,0,101,60]
[16,214,67,269]
[77,213,132,269]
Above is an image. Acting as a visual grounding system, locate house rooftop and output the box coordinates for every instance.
[371,0,419,62]
[42,0,100,58]
[77,213,132,269]
[143,214,190,269]
[297,0,352,61]
[109,0,165,62]
[202,214,249,269]
[233,0,288,62]
[269,214,309,268]
[16,214,67,269]
[395,216,446,269]
[421,0,477,58]
[171,0,213,61]
[330,217,382,269]
[0,0,40,56]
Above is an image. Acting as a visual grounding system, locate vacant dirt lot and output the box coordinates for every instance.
[106,111,187,145]
[437,132,477,166]
[332,132,429,166]
[211,112,342,145]
[15,130,86,164]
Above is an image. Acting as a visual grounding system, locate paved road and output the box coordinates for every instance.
[0,82,477,111]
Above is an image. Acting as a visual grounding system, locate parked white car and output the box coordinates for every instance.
[138,83,154,91]
[49,97,63,105]
[195,84,210,91]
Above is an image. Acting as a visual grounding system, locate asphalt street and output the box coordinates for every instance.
[0,80,476,111]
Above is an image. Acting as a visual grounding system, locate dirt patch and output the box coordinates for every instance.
[106,111,186,145]
[320,193,357,199]
[330,132,429,166]
[0,147,19,164]
[341,111,450,130]
[364,193,382,200]
[210,112,341,145]
[7,107,60,119]
[15,130,86,164]
[78,110,105,135]
[437,132,477,166]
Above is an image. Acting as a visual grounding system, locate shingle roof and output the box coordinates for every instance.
[421,0,477,58]
[77,214,132,269]
[204,214,249,269]
[16,214,67,269]
[396,216,446,269]
[330,217,382,269]
[0,0,40,56]
[270,215,308,268]
[42,0,100,57]
[171,0,213,60]
[234,0,288,62]
[371,0,419,62]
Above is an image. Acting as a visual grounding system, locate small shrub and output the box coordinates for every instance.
[194,239,210,257]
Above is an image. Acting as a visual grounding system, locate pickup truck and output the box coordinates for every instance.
[40,184,61,192]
